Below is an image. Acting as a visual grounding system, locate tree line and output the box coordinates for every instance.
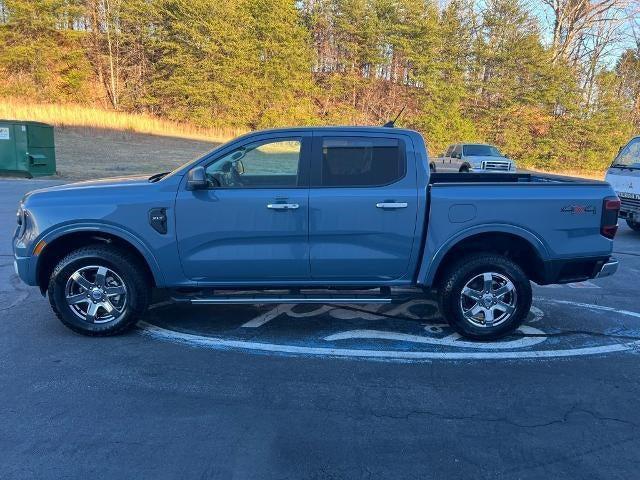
[0,0,639,172]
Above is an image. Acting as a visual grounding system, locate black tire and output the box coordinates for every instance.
[429,163,436,173]
[459,165,469,173]
[438,253,532,340]
[626,219,640,232]
[47,244,150,336]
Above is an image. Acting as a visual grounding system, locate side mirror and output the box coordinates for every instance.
[187,166,207,190]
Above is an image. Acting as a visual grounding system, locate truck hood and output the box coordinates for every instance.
[21,174,153,204]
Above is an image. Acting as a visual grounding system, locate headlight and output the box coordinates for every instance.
[16,207,26,238]
[15,204,30,239]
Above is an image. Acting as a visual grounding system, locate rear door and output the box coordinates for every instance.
[308,133,418,282]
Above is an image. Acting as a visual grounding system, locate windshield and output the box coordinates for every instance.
[612,137,640,169]
[463,144,502,157]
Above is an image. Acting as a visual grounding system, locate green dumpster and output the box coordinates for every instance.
[0,120,56,177]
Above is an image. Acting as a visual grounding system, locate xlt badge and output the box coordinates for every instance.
[149,208,168,234]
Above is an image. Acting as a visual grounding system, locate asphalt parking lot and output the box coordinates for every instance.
[1,178,640,479]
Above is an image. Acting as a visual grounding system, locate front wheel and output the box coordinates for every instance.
[48,245,150,336]
[626,219,640,232]
[438,253,532,340]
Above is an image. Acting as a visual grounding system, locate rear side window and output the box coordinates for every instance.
[320,137,405,187]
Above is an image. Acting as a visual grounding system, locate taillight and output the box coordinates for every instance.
[601,196,620,239]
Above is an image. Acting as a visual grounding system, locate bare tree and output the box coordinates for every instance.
[541,0,632,64]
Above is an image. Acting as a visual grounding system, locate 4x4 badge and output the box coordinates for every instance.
[561,205,596,215]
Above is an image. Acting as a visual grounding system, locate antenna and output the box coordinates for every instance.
[383,105,406,128]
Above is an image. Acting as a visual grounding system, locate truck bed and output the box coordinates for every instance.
[419,170,615,287]
[429,172,605,185]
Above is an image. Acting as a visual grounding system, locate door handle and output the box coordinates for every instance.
[376,202,408,209]
[267,203,299,210]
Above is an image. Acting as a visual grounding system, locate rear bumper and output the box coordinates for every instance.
[539,256,614,285]
[596,258,618,279]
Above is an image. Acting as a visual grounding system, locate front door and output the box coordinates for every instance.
[175,135,311,283]
[308,134,418,282]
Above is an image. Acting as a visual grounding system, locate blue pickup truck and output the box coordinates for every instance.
[13,127,620,340]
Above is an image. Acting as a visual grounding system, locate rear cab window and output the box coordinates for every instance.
[316,137,406,187]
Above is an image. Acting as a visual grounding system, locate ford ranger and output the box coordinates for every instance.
[13,127,620,340]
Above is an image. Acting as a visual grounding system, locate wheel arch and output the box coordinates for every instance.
[35,225,163,293]
[421,227,549,288]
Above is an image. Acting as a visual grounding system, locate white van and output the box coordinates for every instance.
[605,136,640,232]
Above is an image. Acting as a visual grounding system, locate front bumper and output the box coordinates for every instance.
[13,255,38,286]
[596,258,618,279]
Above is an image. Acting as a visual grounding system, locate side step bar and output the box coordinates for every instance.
[170,288,420,305]
[189,295,393,305]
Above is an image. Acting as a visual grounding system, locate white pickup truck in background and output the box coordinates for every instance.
[605,136,640,232]
[431,143,516,173]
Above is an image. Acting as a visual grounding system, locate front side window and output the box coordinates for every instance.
[320,137,405,187]
[463,144,501,157]
[613,138,640,169]
[205,139,301,188]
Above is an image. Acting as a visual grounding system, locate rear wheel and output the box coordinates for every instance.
[48,245,150,336]
[626,219,640,232]
[438,253,532,340]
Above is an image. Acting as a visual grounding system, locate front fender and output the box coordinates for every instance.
[35,221,166,287]
[417,223,550,286]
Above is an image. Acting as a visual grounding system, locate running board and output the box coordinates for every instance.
[170,288,416,305]
[181,295,393,305]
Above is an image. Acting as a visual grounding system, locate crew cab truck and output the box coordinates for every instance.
[605,136,640,232]
[432,143,516,173]
[13,127,620,340]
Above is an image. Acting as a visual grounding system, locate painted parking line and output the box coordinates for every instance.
[567,281,600,289]
[537,281,600,289]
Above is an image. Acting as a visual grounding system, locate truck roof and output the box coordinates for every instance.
[237,126,420,137]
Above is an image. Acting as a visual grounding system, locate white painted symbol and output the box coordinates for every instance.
[241,299,441,328]
[0,127,9,140]
[139,300,640,361]
[324,325,547,350]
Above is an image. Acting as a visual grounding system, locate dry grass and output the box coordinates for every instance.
[526,167,605,180]
[0,100,241,144]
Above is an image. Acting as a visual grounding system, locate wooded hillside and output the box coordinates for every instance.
[1,0,639,172]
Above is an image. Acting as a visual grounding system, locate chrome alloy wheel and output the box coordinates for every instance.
[64,265,128,323]
[459,272,517,328]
